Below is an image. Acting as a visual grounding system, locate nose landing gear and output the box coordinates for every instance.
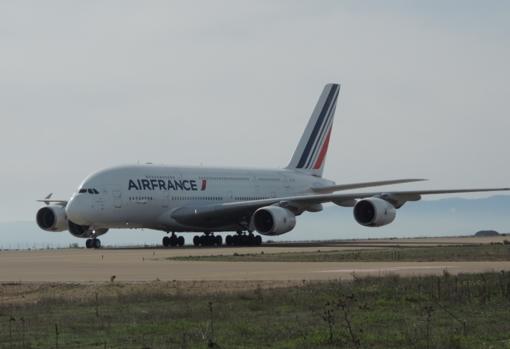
[162,233,185,247]
[85,238,101,249]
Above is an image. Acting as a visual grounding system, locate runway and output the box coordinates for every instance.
[1,237,509,282]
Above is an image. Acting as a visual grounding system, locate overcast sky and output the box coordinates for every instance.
[1,1,509,222]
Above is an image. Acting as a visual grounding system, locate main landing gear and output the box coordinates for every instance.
[85,238,101,249]
[225,232,262,246]
[162,233,185,247]
[193,233,222,247]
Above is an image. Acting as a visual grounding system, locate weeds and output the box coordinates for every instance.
[0,273,510,348]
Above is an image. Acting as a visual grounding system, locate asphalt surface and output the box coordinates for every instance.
[1,236,509,282]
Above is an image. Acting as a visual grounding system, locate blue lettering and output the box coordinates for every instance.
[128,180,139,190]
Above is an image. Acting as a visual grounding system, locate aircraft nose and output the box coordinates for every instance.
[66,195,89,225]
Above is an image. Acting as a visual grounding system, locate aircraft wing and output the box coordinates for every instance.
[311,178,426,193]
[170,187,510,227]
[36,193,67,206]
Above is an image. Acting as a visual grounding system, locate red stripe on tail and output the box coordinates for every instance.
[313,129,332,169]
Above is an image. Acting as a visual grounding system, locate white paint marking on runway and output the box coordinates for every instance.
[318,265,455,273]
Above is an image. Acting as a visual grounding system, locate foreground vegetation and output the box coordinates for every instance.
[1,272,510,348]
[168,243,510,263]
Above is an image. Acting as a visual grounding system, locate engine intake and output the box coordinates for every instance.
[353,198,396,227]
[253,206,296,236]
[36,206,68,232]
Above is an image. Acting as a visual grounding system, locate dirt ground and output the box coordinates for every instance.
[0,236,508,283]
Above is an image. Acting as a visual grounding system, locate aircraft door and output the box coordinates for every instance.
[162,193,170,208]
[112,189,122,208]
[281,174,291,194]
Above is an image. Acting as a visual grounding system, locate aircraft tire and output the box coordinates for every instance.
[170,235,178,247]
[193,236,200,246]
[215,235,222,246]
[93,239,101,249]
[177,236,185,246]
[226,235,232,246]
[85,239,93,249]
[162,236,171,247]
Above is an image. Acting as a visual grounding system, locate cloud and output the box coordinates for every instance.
[1,1,509,221]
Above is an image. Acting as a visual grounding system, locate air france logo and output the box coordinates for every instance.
[128,178,207,191]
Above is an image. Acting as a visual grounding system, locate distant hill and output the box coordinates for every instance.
[0,195,509,248]
[475,230,500,237]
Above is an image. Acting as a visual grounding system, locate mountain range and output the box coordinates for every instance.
[1,195,508,248]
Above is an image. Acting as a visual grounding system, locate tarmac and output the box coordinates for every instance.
[0,236,509,283]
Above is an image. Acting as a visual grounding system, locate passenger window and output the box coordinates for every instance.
[79,189,87,193]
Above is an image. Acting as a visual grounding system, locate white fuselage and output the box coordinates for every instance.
[66,164,334,232]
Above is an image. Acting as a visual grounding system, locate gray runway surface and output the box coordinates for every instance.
[1,237,508,283]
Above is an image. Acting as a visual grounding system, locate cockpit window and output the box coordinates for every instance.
[80,188,100,194]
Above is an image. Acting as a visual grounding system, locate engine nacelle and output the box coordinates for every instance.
[36,206,68,232]
[252,206,296,236]
[353,198,396,227]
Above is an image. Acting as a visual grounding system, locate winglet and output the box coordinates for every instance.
[37,193,67,206]
[43,193,52,205]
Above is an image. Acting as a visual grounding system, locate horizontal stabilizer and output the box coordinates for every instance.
[311,179,427,193]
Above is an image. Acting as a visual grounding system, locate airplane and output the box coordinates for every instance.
[36,83,509,248]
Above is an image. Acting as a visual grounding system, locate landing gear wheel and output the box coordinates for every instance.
[85,239,93,249]
[170,235,178,247]
[162,236,171,247]
[193,236,200,247]
[215,235,222,246]
[226,232,262,246]
[93,238,101,249]
[177,236,185,246]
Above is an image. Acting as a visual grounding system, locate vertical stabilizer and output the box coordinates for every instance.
[286,83,340,177]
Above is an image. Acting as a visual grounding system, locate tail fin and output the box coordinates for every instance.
[286,83,340,177]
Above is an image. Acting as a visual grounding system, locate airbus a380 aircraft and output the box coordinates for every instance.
[36,84,509,248]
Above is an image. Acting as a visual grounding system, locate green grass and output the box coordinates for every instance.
[2,272,510,348]
[167,244,510,263]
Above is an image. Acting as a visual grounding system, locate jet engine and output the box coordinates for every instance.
[36,206,68,232]
[252,206,296,236]
[353,198,396,227]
